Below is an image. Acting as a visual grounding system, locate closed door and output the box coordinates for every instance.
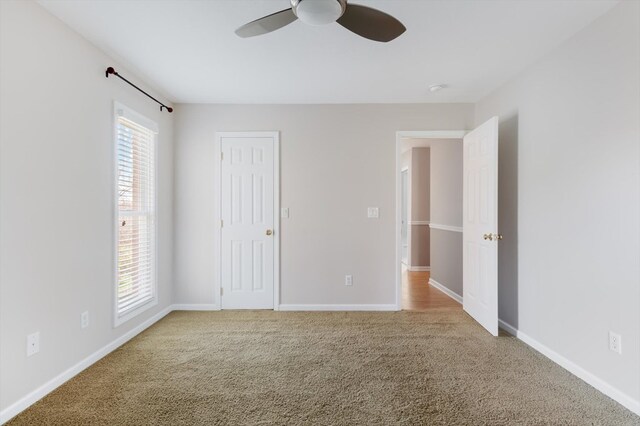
[220,135,275,309]
[463,116,499,336]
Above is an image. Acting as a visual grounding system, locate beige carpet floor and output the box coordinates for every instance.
[9,310,638,425]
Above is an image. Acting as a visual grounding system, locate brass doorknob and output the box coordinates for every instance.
[266,229,273,236]
[495,234,503,240]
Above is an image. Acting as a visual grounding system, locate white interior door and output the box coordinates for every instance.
[220,134,275,309]
[463,116,499,336]
[401,169,409,264]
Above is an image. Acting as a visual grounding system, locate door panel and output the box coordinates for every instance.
[463,117,499,336]
[221,136,275,309]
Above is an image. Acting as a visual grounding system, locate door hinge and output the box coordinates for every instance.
[221,152,224,161]
[220,287,223,296]
[221,219,223,228]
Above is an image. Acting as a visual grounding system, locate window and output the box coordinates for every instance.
[114,103,157,325]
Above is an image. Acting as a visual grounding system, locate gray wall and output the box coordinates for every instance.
[410,148,430,268]
[430,141,463,226]
[173,104,474,306]
[0,0,174,411]
[410,226,430,268]
[410,148,431,221]
[476,0,639,402]
[429,139,463,295]
[430,230,462,296]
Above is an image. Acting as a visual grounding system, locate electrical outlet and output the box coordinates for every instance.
[367,207,379,219]
[609,332,622,354]
[27,332,40,357]
[345,275,353,286]
[81,311,89,329]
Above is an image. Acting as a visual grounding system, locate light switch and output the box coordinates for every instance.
[281,208,289,218]
[367,207,379,218]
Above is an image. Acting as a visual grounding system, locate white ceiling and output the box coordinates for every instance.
[37,0,618,104]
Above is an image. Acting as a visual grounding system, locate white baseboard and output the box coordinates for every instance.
[172,304,220,311]
[498,319,518,336]
[498,320,640,416]
[428,278,463,304]
[0,305,173,425]
[408,266,431,272]
[278,304,397,311]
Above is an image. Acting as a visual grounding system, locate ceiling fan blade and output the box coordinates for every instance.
[235,8,298,38]
[336,4,406,42]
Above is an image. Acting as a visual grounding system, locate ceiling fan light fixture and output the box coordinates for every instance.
[236,0,405,42]
[292,0,346,26]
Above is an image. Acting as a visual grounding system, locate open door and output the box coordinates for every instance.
[463,117,499,336]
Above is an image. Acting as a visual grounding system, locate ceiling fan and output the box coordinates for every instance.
[235,0,406,43]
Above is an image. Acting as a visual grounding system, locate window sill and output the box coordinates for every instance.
[113,297,158,328]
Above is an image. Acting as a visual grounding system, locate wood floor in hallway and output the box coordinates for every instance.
[402,270,461,310]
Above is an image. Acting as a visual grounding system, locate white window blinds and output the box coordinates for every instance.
[115,106,157,320]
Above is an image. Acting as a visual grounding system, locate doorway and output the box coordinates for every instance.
[397,133,465,311]
[214,132,280,310]
[395,121,500,335]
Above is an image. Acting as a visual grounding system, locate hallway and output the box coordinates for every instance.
[402,270,461,311]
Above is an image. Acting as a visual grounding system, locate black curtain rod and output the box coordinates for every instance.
[105,67,173,113]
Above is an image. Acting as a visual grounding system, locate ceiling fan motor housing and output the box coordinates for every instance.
[291,0,347,26]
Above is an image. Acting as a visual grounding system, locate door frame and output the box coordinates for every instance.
[394,130,467,310]
[213,131,281,310]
